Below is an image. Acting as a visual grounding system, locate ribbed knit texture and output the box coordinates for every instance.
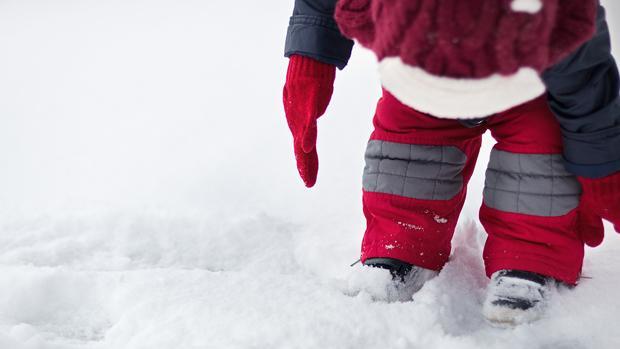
[579,171,620,235]
[579,171,620,203]
[335,0,597,78]
[283,55,336,187]
[286,54,336,80]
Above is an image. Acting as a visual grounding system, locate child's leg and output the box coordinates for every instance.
[482,96,584,285]
[361,91,484,271]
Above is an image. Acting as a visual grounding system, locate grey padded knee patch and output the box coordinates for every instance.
[483,149,581,217]
[363,140,467,200]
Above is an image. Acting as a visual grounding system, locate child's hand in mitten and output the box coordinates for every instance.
[283,55,335,187]
[576,206,605,247]
[578,171,620,236]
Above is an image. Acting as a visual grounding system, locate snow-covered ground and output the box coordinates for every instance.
[0,1,619,348]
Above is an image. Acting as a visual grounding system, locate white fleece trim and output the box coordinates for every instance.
[378,57,546,119]
[511,0,542,14]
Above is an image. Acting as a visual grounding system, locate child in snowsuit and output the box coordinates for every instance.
[283,0,620,325]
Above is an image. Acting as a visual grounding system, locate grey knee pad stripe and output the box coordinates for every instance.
[483,149,581,217]
[363,140,467,200]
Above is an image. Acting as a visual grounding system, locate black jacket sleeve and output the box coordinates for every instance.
[543,4,620,178]
[284,0,354,69]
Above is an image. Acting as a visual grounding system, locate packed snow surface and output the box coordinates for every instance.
[0,0,619,348]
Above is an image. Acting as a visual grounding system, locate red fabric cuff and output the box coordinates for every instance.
[287,55,336,80]
[578,171,620,199]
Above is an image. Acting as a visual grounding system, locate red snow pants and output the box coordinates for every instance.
[361,91,584,284]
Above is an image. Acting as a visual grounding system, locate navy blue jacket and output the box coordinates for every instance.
[284,1,620,178]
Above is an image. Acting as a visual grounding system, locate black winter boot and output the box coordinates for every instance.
[483,269,554,327]
[364,258,438,302]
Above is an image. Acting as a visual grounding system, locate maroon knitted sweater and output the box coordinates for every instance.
[335,0,597,78]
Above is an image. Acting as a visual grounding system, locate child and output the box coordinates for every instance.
[283,0,620,326]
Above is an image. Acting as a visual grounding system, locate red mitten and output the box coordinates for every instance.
[283,55,336,187]
[576,206,605,247]
[579,171,620,236]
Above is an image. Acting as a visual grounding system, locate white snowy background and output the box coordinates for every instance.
[0,0,619,348]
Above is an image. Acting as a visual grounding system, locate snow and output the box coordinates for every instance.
[483,271,549,327]
[434,215,449,224]
[0,0,618,348]
[397,221,424,231]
